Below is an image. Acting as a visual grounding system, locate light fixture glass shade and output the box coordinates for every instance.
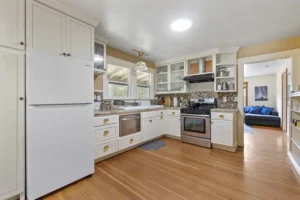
[134,61,148,71]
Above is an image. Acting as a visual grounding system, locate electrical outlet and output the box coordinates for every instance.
[223,96,227,103]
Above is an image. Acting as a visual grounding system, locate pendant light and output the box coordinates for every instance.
[133,49,148,71]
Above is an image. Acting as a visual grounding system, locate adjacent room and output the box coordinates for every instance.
[1,0,300,200]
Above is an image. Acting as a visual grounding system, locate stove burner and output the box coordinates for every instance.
[181,98,217,115]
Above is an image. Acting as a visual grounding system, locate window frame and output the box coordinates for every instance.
[107,64,130,99]
[136,71,152,99]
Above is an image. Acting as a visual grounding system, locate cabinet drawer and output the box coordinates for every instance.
[94,125,118,143]
[211,112,233,121]
[141,111,158,119]
[167,110,180,117]
[94,115,118,127]
[119,133,141,150]
[157,110,167,116]
[95,138,118,159]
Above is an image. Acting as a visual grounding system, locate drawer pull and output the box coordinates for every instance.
[161,112,163,114]
[172,112,175,115]
[149,120,152,123]
[104,119,109,124]
[103,130,109,136]
[160,116,163,119]
[130,138,134,144]
[219,115,224,119]
[103,145,109,152]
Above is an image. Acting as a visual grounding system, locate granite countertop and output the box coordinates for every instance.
[211,108,239,113]
[94,106,184,117]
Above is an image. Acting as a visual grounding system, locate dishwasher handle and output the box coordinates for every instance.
[121,117,140,121]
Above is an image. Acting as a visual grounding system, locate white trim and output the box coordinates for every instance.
[288,151,300,176]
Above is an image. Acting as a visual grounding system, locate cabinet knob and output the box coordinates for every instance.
[19,97,24,100]
[20,42,24,45]
[67,53,71,56]
[103,145,109,152]
[104,119,109,124]
[62,53,66,56]
[130,138,134,144]
[149,120,152,123]
[219,115,224,119]
[172,112,175,115]
[103,130,109,136]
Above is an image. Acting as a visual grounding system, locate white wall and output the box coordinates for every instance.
[244,75,277,108]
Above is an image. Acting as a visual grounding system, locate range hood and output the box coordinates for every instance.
[183,73,214,83]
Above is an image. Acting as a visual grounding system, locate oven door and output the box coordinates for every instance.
[181,114,211,139]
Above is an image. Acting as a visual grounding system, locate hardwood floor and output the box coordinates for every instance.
[44,127,300,200]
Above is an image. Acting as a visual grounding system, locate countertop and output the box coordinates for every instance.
[211,108,239,113]
[94,107,184,117]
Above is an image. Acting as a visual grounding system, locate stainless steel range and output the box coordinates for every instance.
[181,98,217,148]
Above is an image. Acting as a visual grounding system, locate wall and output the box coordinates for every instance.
[237,36,300,59]
[106,46,156,69]
[244,75,277,108]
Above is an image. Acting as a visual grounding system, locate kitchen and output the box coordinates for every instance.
[1,0,300,200]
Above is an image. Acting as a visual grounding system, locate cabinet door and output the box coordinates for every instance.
[170,61,186,92]
[0,48,25,199]
[142,118,158,142]
[66,17,94,61]
[167,117,181,137]
[0,0,25,50]
[31,2,66,54]
[158,115,166,136]
[211,120,233,146]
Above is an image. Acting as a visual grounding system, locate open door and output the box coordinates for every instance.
[282,69,287,131]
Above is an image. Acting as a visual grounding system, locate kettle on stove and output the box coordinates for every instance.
[221,82,229,90]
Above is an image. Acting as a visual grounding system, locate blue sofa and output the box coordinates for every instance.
[244,106,281,127]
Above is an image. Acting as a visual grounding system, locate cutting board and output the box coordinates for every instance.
[164,96,171,107]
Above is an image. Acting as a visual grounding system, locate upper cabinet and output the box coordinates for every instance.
[156,61,187,94]
[0,0,25,50]
[28,1,94,61]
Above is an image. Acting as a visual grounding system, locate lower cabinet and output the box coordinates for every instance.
[167,116,181,137]
[119,132,142,150]
[142,117,159,142]
[211,111,237,152]
[95,138,118,159]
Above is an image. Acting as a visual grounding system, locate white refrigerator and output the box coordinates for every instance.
[26,50,94,200]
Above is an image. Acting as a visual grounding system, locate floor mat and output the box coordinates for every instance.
[140,140,166,151]
[244,124,254,134]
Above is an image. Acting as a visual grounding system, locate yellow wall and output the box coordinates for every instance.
[106,46,155,69]
[238,36,300,59]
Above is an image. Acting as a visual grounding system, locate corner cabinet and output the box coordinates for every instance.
[0,0,25,50]
[0,47,25,200]
[27,1,94,61]
[156,61,188,94]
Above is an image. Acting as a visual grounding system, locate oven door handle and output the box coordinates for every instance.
[181,114,210,118]
[121,117,140,121]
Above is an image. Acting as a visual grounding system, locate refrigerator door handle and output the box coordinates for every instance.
[30,103,92,107]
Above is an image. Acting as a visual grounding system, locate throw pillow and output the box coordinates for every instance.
[249,106,262,114]
[260,106,274,115]
[244,106,252,113]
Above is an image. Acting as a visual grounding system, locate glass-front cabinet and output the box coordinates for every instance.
[156,61,187,94]
[94,40,106,74]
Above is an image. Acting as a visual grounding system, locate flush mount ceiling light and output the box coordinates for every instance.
[132,49,148,71]
[171,19,192,32]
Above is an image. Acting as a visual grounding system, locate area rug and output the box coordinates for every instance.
[140,140,166,151]
[244,124,254,134]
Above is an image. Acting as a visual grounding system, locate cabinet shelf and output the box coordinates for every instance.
[157,82,168,84]
[94,68,105,75]
[291,123,300,132]
[215,76,235,79]
[171,80,184,83]
[215,90,236,93]
[157,72,168,75]
[291,109,300,114]
[171,69,184,73]
[216,63,235,66]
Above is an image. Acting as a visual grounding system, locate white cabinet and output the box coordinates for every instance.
[0,47,25,199]
[28,1,94,61]
[66,16,93,61]
[211,120,233,146]
[95,138,118,159]
[156,61,187,94]
[142,117,159,142]
[211,111,238,152]
[119,132,142,150]
[0,0,25,50]
[167,116,181,137]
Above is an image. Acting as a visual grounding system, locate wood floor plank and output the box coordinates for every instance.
[44,128,300,200]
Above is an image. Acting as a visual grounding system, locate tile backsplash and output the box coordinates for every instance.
[154,92,238,109]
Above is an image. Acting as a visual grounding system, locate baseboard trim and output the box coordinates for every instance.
[288,151,300,176]
[212,142,238,152]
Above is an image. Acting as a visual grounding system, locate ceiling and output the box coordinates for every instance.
[244,59,286,77]
[61,0,300,62]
